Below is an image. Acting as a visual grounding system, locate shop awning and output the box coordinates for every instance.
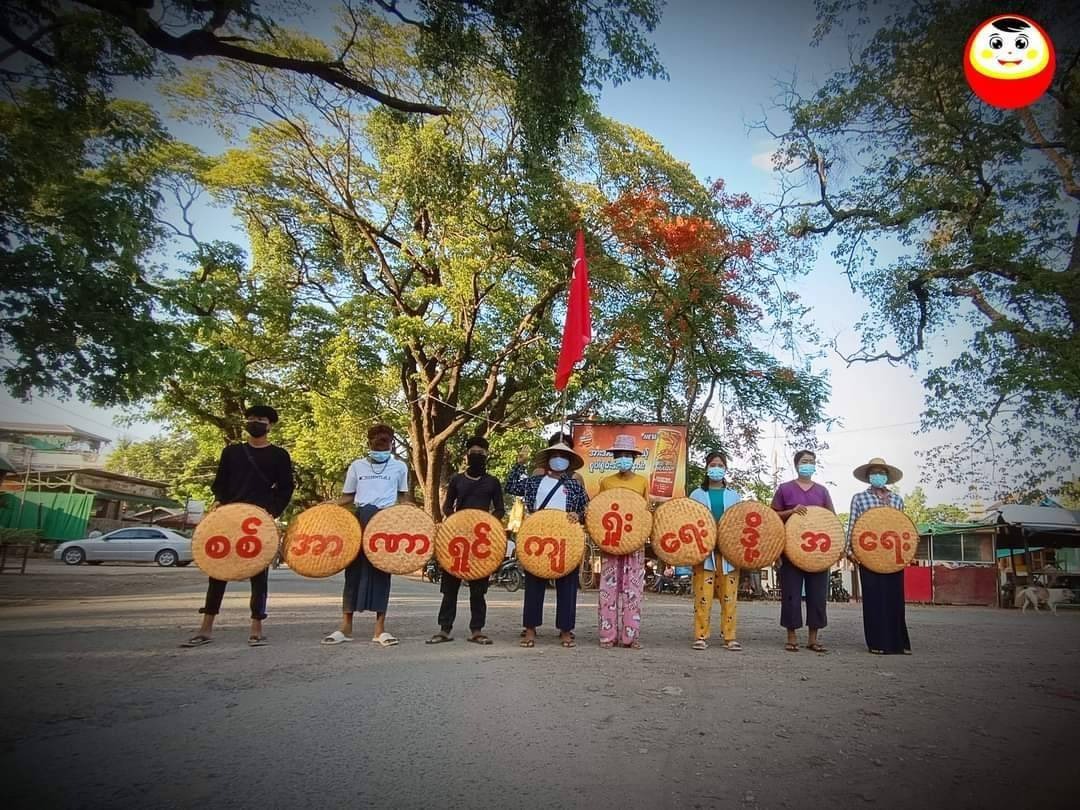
[83,488,180,508]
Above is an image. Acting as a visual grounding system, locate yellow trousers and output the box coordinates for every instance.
[692,563,738,641]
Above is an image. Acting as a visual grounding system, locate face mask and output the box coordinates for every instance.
[369,450,391,463]
[797,463,816,478]
[245,421,269,438]
[467,453,488,473]
[869,473,889,488]
[549,456,570,473]
[614,457,634,472]
[707,467,726,481]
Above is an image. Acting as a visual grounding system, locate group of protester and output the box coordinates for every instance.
[182,406,912,657]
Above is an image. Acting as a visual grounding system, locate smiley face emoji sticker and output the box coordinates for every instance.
[964,15,1055,109]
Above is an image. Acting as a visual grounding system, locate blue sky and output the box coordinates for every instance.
[2,0,1060,511]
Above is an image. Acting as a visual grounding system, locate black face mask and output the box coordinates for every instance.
[245,421,269,438]
[466,453,487,474]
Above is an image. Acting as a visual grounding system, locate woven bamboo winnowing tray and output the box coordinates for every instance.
[362,504,436,575]
[784,506,845,573]
[649,498,717,566]
[716,500,786,570]
[434,509,508,580]
[584,488,651,556]
[851,506,919,574]
[516,509,586,579]
[284,503,362,578]
[192,503,278,581]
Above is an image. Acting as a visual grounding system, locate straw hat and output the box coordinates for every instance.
[584,488,651,556]
[853,457,903,485]
[850,506,919,574]
[434,509,508,581]
[192,503,278,581]
[716,501,786,570]
[284,503,362,578]
[606,434,643,456]
[783,506,844,573]
[533,442,585,472]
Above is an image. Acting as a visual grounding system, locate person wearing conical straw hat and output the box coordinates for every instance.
[427,436,504,647]
[505,439,589,648]
[688,450,743,651]
[771,449,836,653]
[596,434,648,649]
[322,423,412,648]
[181,405,294,649]
[848,457,911,655]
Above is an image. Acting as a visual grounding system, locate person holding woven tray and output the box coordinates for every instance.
[771,449,836,653]
[182,405,295,649]
[596,434,648,650]
[688,450,743,652]
[847,457,911,655]
[322,423,412,648]
[427,435,505,647]
[505,440,589,648]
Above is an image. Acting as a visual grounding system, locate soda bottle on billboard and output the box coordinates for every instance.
[648,428,682,499]
[579,427,593,447]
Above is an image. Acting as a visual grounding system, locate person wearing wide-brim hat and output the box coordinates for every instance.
[505,439,589,649]
[596,435,648,649]
[847,457,911,655]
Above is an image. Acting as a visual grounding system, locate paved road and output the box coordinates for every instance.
[0,562,1077,809]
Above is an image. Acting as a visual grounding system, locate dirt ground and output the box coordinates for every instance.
[0,560,1077,809]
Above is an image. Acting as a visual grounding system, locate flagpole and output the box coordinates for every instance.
[561,387,568,437]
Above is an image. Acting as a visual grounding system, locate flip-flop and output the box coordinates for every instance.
[599,641,615,649]
[560,638,576,648]
[807,643,828,653]
[519,638,535,648]
[372,632,399,647]
[180,635,212,648]
[248,636,268,647]
[784,642,800,652]
[623,641,642,650]
[466,635,493,645]
[321,630,353,645]
[426,633,454,644]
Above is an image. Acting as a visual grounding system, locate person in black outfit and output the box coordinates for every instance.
[182,405,294,648]
[427,436,505,646]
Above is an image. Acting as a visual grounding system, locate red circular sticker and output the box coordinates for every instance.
[963,15,1055,109]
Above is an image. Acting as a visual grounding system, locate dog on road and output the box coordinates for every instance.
[1018,586,1075,615]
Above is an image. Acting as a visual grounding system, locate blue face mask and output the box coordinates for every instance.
[707,467,726,481]
[797,463,816,478]
[369,450,391,463]
[614,457,634,472]
[549,456,570,472]
[869,473,889,488]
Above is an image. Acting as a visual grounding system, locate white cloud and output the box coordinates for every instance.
[751,150,777,172]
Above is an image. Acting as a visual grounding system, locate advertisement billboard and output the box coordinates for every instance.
[571,423,689,502]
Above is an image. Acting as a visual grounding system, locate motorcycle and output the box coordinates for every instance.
[829,570,850,602]
[423,558,440,584]
[491,556,524,592]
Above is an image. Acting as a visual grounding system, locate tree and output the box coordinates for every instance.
[105,432,219,504]
[766,0,1080,496]
[902,486,968,526]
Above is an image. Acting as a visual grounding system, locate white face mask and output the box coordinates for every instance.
[549,456,570,472]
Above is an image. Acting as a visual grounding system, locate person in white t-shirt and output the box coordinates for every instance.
[321,423,412,647]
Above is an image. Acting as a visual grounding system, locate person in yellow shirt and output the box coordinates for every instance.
[596,435,648,649]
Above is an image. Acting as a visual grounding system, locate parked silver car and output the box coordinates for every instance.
[53,527,194,567]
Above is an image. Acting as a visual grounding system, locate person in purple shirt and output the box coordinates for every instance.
[771,449,835,653]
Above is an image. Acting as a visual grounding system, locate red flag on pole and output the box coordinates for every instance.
[554,229,592,391]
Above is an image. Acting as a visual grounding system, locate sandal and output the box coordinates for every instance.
[692,639,708,650]
[519,638,535,648]
[180,635,212,648]
[599,641,615,649]
[723,640,742,651]
[784,642,800,652]
[807,643,828,653]
[869,648,885,655]
[321,630,353,645]
[248,636,268,647]
[466,635,493,645]
[372,632,399,647]
[623,641,642,650]
[426,632,454,644]
[561,639,576,648]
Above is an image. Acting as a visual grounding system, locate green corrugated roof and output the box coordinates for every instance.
[918,521,991,535]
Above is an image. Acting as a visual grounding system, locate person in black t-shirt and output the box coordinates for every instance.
[426,436,505,646]
[182,405,295,649]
